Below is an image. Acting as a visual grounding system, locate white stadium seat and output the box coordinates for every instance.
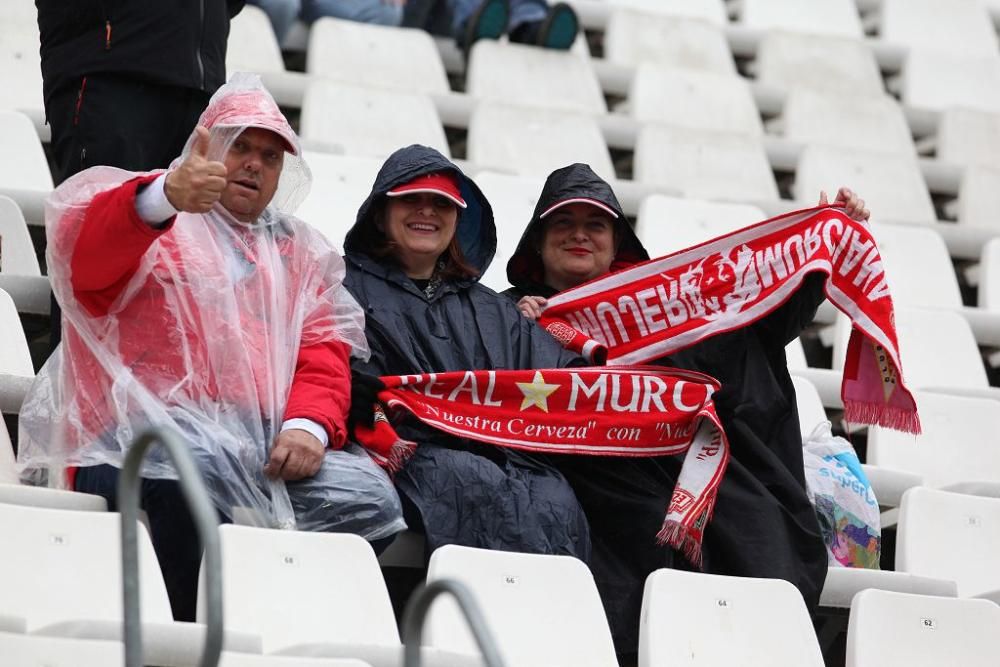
[467,103,614,182]
[207,525,478,667]
[832,306,990,393]
[936,108,1000,169]
[467,40,607,115]
[634,194,766,258]
[300,80,449,159]
[227,4,287,75]
[956,166,1000,230]
[741,0,864,38]
[307,18,449,95]
[863,223,963,310]
[0,111,54,193]
[897,488,1000,599]
[605,0,727,25]
[755,31,885,97]
[0,24,44,122]
[868,392,1000,497]
[902,52,1000,113]
[879,0,999,59]
[639,569,824,667]
[0,195,39,276]
[0,195,49,315]
[627,64,763,135]
[792,375,827,438]
[202,525,400,656]
[981,238,1000,311]
[425,544,618,667]
[846,589,1000,666]
[604,11,735,75]
[0,632,126,667]
[0,287,33,380]
[474,171,543,293]
[782,90,915,156]
[295,151,383,250]
[634,126,779,202]
[794,145,936,224]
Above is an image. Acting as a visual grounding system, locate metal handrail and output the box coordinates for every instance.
[401,579,506,667]
[118,428,224,667]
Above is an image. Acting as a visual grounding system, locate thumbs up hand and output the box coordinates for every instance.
[164,126,229,214]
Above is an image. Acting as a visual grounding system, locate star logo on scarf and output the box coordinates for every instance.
[516,371,560,413]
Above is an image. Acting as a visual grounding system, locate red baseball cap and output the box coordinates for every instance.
[539,197,619,220]
[386,172,467,209]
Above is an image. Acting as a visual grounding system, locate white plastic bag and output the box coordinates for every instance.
[802,421,881,568]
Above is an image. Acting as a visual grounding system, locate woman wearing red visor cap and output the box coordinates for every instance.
[342,145,591,562]
[505,162,870,660]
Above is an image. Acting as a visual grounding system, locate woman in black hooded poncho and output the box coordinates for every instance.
[504,162,870,658]
[342,145,590,560]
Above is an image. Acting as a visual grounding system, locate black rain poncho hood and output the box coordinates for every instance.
[345,144,496,277]
[506,162,649,295]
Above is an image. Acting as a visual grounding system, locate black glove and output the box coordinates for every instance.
[348,370,386,431]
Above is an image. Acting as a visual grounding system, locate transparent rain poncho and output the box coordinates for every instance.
[18,74,405,538]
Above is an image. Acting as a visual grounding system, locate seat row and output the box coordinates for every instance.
[0,491,998,667]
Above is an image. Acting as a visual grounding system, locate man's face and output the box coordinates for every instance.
[220,128,285,222]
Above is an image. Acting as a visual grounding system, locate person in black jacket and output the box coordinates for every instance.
[36,0,244,351]
[505,163,870,660]
[342,144,591,561]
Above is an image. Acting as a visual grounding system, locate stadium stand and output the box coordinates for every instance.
[936,108,1000,169]
[634,194,766,257]
[753,32,885,97]
[300,80,450,159]
[638,568,825,666]
[879,0,999,59]
[845,589,1000,666]
[795,145,937,224]
[740,0,865,39]
[603,12,736,74]
[956,166,1000,229]
[424,545,618,667]
[900,51,1000,114]
[466,40,607,114]
[896,488,1000,601]
[467,103,615,181]
[5,0,1000,663]
[867,392,1000,501]
[306,18,450,96]
[626,65,763,135]
[633,125,779,201]
[780,90,916,156]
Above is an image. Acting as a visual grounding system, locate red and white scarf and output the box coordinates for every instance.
[356,367,728,565]
[540,206,922,434]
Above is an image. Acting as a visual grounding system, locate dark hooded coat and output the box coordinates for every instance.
[504,163,828,656]
[343,145,590,560]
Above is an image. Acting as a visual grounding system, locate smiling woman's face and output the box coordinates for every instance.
[540,203,616,292]
[220,127,284,222]
[383,192,459,278]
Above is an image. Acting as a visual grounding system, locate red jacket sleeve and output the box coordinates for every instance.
[283,340,352,449]
[69,174,176,317]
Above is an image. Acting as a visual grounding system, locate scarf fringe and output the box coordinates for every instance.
[844,400,922,435]
[656,519,704,569]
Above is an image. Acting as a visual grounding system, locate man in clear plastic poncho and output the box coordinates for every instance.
[17,74,406,620]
